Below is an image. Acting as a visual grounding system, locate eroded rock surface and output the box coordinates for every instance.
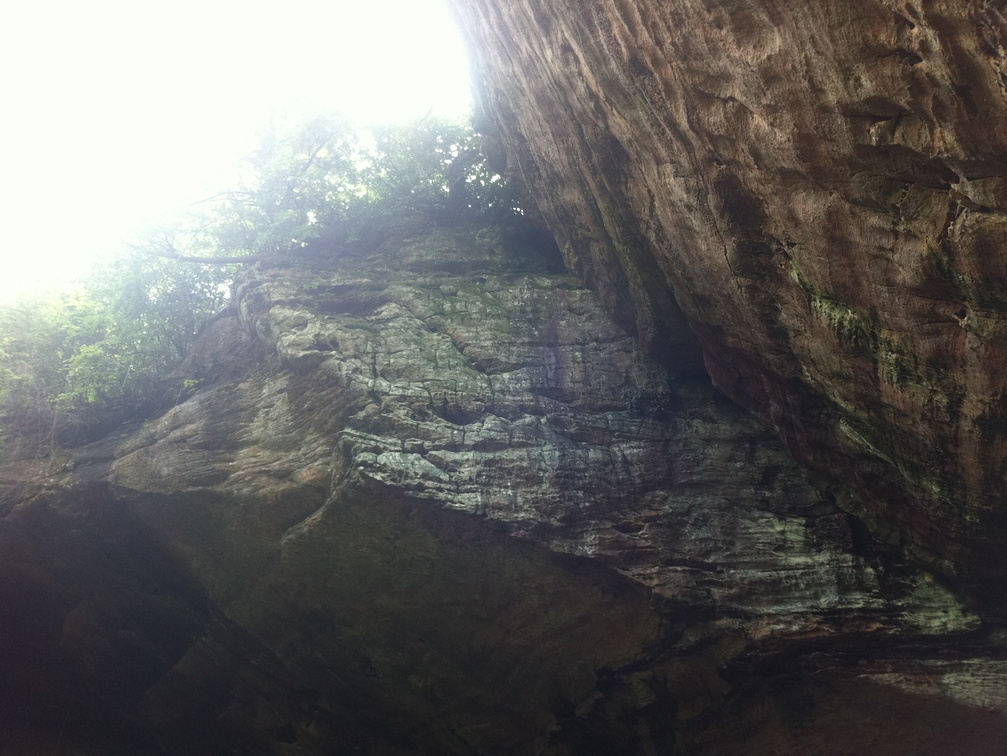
[2,225,1005,753]
[448,0,1007,604]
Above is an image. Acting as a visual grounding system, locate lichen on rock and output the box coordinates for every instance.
[447,0,1007,602]
[1,219,1000,753]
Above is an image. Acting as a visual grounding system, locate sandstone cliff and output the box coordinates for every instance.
[1,222,1004,753]
[449,0,1007,608]
[6,0,1007,751]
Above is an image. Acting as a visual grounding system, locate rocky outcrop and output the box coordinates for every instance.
[2,225,1006,753]
[5,2,1007,750]
[448,0,1007,605]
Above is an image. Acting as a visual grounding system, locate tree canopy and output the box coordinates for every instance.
[150,115,523,263]
[0,115,535,454]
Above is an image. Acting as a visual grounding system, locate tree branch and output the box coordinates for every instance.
[160,251,270,265]
[141,230,268,265]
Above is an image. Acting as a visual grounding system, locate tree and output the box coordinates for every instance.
[0,114,536,453]
[150,115,524,264]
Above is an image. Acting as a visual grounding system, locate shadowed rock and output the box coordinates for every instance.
[2,223,1003,753]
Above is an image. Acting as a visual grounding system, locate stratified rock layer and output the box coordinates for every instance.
[448,0,1007,601]
[2,226,1006,753]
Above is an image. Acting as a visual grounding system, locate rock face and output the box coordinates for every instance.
[448,0,1007,605]
[2,225,1006,753]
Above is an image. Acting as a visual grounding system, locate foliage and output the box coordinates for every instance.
[0,298,84,444]
[0,255,229,449]
[64,252,229,409]
[0,114,534,453]
[158,115,525,261]
[362,119,522,228]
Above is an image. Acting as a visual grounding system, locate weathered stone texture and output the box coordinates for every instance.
[1,226,1004,752]
[448,0,1007,597]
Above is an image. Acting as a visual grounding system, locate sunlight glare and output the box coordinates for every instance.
[0,0,472,302]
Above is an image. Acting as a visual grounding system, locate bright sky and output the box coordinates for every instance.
[0,0,471,303]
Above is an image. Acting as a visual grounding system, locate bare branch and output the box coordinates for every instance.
[139,228,268,265]
[158,250,270,265]
[281,137,331,208]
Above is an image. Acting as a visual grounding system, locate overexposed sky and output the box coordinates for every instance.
[0,0,471,302]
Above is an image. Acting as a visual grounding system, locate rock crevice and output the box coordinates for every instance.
[449,0,1007,604]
